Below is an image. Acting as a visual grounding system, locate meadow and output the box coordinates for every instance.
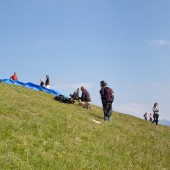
[0,83,169,170]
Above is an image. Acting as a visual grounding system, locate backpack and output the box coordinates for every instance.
[104,87,114,103]
[54,95,75,104]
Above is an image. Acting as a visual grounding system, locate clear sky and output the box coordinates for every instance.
[1,0,170,120]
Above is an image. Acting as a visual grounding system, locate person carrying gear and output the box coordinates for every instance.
[99,80,114,121]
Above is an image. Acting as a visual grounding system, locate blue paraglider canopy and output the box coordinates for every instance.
[0,79,68,98]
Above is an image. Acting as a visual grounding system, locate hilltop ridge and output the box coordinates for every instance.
[0,83,170,170]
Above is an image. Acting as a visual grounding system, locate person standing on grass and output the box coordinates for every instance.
[152,102,160,125]
[99,80,114,121]
[79,85,91,109]
[143,112,147,120]
[45,75,50,89]
[149,113,153,122]
[10,72,18,81]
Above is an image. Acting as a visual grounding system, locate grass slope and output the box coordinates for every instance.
[0,83,170,170]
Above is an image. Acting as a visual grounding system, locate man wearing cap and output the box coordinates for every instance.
[100,80,114,121]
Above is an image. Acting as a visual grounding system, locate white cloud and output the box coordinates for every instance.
[147,39,170,46]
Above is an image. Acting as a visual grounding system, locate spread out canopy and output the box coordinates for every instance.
[0,79,68,98]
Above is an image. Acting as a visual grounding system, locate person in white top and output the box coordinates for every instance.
[152,102,160,125]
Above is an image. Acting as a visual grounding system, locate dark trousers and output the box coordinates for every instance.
[102,101,112,121]
[152,113,159,125]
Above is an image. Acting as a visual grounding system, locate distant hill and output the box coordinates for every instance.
[0,83,170,170]
[159,119,170,126]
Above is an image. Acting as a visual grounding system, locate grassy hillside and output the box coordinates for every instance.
[0,83,170,170]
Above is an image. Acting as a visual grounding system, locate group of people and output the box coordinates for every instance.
[9,72,115,121]
[143,102,160,125]
[70,86,92,109]
[10,72,50,89]
[70,80,114,121]
[9,72,160,124]
[39,75,50,89]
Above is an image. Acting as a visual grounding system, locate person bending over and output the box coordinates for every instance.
[79,85,91,109]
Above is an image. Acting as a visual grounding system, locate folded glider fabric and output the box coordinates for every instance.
[0,79,68,98]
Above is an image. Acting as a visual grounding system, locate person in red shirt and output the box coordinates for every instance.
[10,72,18,81]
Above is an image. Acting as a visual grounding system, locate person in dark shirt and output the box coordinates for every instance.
[100,80,114,121]
[45,75,50,89]
[70,88,80,100]
[79,85,91,109]
[40,79,44,86]
[143,112,148,120]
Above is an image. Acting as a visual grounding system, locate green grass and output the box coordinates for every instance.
[0,83,170,170]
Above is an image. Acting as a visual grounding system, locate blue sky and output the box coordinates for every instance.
[1,0,170,120]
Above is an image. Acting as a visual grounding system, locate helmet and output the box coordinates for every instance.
[100,80,107,87]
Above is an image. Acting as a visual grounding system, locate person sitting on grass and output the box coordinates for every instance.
[10,72,18,81]
[40,79,44,86]
[70,88,80,101]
